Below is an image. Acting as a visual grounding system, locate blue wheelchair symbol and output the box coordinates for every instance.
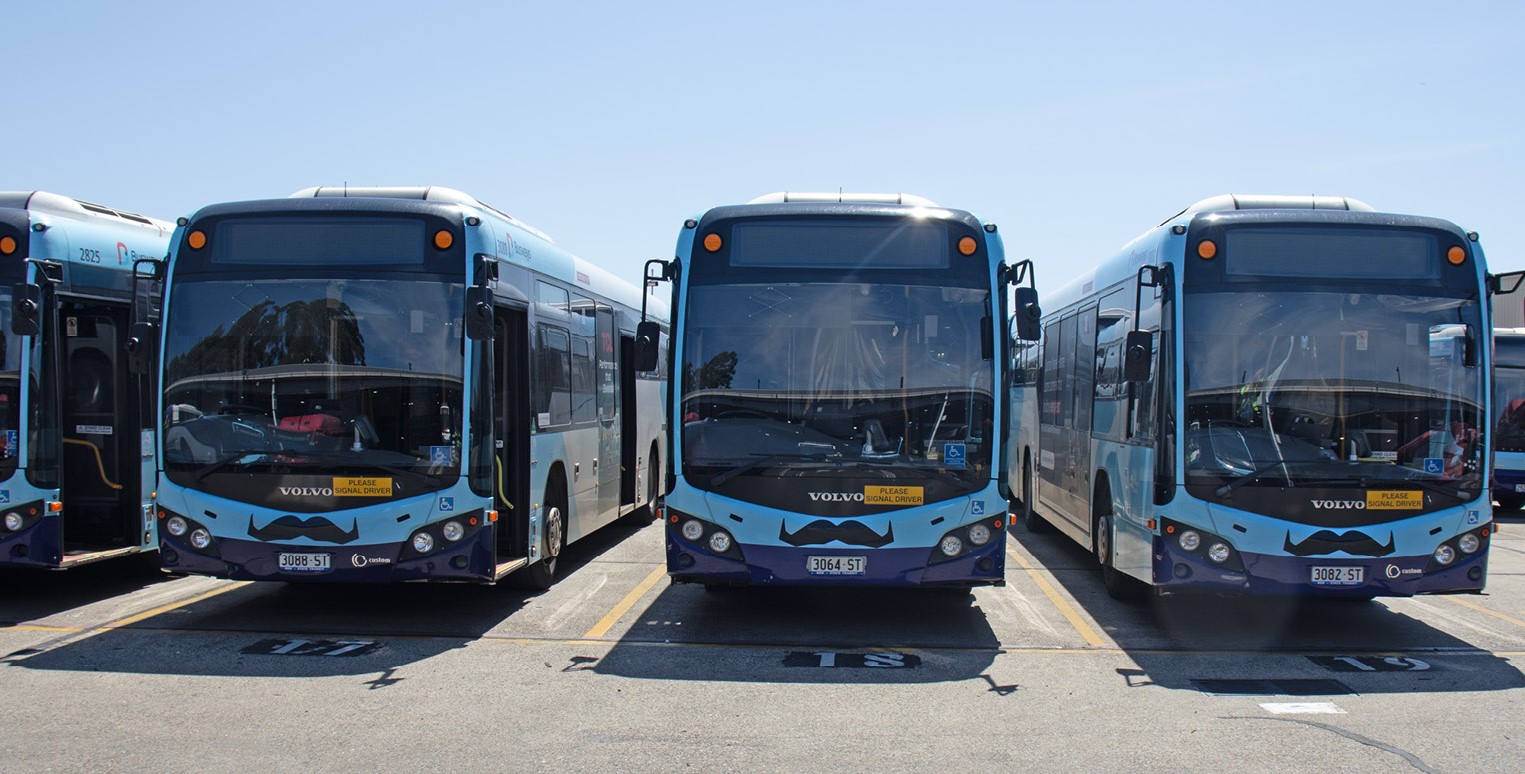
[971,500,985,516]
[438,496,455,512]
[944,443,966,469]
[1422,458,1444,475]
[0,490,9,505]
[430,446,453,465]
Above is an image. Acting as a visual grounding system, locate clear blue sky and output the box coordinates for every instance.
[7,1,1522,294]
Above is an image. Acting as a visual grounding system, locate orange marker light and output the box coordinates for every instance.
[1447,246,1466,265]
[0,236,16,255]
[703,233,723,252]
[958,236,978,256]
[488,510,499,523]
[993,518,1004,529]
[1197,240,1217,260]
[434,230,454,250]
[1146,519,1156,530]
[187,230,207,250]
[1165,524,1176,534]
[48,501,63,513]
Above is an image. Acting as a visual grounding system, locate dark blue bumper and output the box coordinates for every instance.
[161,526,497,583]
[666,527,1006,587]
[0,514,62,568]
[1151,536,1488,597]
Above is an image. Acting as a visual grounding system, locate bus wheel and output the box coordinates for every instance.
[1022,456,1051,533]
[1095,509,1143,601]
[519,481,566,590]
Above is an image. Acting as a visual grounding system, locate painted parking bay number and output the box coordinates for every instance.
[783,651,922,668]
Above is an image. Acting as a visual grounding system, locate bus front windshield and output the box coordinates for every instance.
[1183,290,1484,496]
[680,281,993,490]
[161,277,464,489]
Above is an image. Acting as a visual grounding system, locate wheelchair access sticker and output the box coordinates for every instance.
[971,500,986,516]
[438,496,455,512]
[0,490,9,504]
[1422,458,1444,475]
[943,443,966,469]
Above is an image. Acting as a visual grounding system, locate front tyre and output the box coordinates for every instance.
[518,480,567,590]
[1096,511,1143,601]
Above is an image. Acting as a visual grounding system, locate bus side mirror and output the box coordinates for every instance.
[465,286,494,341]
[125,321,157,375]
[10,283,41,337]
[634,320,660,372]
[1123,330,1153,382]
[1013,286,1041,342]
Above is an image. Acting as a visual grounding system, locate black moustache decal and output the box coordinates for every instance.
[1283,529,1395,557]
[248,515,361,544]
[779,520,894,548]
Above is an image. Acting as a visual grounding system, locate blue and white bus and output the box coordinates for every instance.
[1491,328,1525,510]
[2,191,170,569]
[640,192,1040,588]
[1011,194,1504,599]
[154,187,667,586]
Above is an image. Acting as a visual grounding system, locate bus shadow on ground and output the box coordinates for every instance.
[1010,520,1525,695]
[592,583,1001,684]
[0,558,177,625]
[5,515,653,682]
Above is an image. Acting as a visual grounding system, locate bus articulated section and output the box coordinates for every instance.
[646,192,1039,589]
[1,192,170,570]
[155,187,667,586]
[1014,194,1504,600]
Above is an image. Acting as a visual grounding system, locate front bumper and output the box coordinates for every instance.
[160,525,497,583]
[1151,535,1487,597]
[666,524,1006,587]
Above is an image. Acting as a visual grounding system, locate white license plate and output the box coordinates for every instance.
[1310,566,1364,586]
[807,556,866,576]
[1515,483,1525,493]
[278,552,331,572]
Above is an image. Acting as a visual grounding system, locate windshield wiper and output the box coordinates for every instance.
[1213,460,1296,498]
[191,450,289,483]
[298,451,446,489]
[1317,476,1471,500]
[711,452,836,487]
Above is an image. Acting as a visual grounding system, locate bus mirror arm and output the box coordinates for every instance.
[464,286,494,341]
[125,321,157,375]
[1489,270,1525,296]
[640,258,672,321]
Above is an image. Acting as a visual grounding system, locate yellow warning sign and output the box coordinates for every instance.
[865,485,924,506]
[1366,490,1421,510]
[334,477,393,497]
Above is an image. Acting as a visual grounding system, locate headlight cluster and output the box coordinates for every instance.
[1162,518,1243,571]
[1,501,44,534]
[1426,525,1491,571]
[402,509,487,559]
[669,510,742,558]
[158,508,219,557]
[929,517,1004,564]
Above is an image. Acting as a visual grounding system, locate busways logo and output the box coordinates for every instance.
[279,487,334,497]
[1311,500,1366,510]
[807,492,864,502]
